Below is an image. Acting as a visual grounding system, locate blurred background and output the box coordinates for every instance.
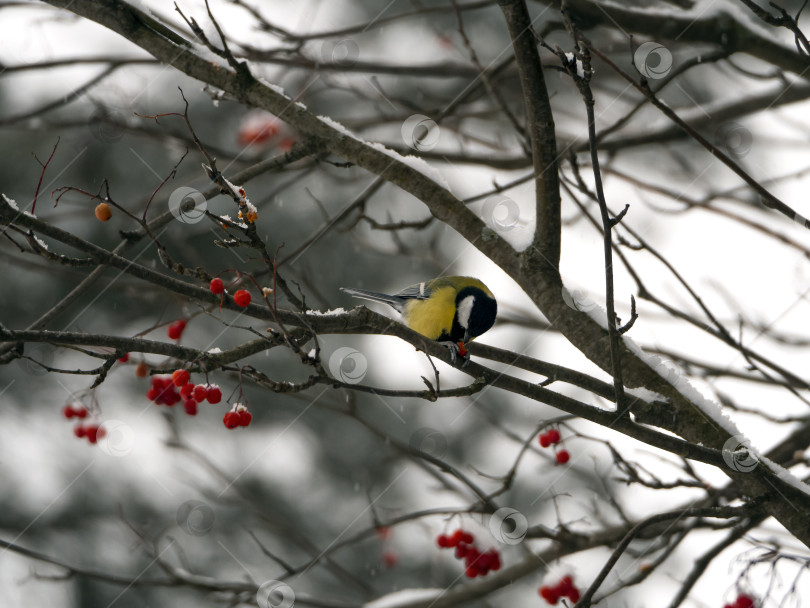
[2,0,810,606]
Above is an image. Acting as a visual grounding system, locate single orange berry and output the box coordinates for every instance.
[95,202,112,222]
[135,362,149,378]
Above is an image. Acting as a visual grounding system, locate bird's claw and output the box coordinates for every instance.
[440,341,471,367]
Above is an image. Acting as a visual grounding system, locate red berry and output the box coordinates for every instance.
[223,411,240,429]
[457,341,468,358]
[464,565,478,578]
[376,526,391,540]
[476,551,491,571]
[558,575,574,593]
[556,450,570,464]
[206,386,222,404]
[464,547,480,567]
[437,534,450,548]
[74,406,88,419]
[382,551,398,568]
[193,384,208,402]
[237,410,253,426]
[62,405,76,419]
[180,383,195,398]
[455,544,468,559]
[85,425,99,443]
[566,588,581,603]
[135,362,149,377]
[735,595,755,608]
[146,387,159,401]
[73,425,86,438]
[184,399,198,416]
[209,278,224,294]
[167,320,187,340]
[117,353,129,363]
[460,531,474,544]
[172,369,190,387]
[233,289,251,307]
[539,432,551,448]
[546,429,561,444]
[539,586,560,605]
[488,550,501,571]
[448,530,464,547]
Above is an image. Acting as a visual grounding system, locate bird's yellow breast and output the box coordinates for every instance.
[402,285,457,340]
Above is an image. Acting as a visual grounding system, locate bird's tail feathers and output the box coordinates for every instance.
[340,287,402,311]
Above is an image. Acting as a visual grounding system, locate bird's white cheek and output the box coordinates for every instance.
[457,295,475,329]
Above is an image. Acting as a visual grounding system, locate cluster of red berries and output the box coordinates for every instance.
[62,403,105,444]
[724,594,756,608]
[167,319,187,340]
[209,278,251,308]
[436,529,501,578]
[223,404,252,429]
[539,575,580,604]
[174,370,222,415]
[539,428,570,465]
[62,404,88,419]
[146,375,182,406]
[74,423,106,444]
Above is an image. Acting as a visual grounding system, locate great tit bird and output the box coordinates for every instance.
[340,276,497,363]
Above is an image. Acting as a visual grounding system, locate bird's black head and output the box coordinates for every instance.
[450,286,497,343]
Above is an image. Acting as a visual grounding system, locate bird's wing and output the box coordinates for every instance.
[395,281,435,300]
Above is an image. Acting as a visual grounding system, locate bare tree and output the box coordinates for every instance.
[1,1,810,607]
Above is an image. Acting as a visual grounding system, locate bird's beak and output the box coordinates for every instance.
[463,329,472,344]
